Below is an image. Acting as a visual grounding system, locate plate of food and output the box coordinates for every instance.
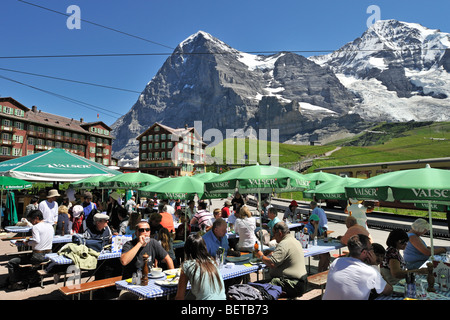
[164,268,181,276]
[155,278,179,287]
[225,255,251,263]
[250,258,263,264]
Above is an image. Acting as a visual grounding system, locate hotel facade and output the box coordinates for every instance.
[0,97,114,165]
[137,122,206,177]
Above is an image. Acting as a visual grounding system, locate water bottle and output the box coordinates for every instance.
[405,273,416,298]
[440,274,449,292]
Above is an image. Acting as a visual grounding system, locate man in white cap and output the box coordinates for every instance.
[83,212,112,250]
[38,189,60,231]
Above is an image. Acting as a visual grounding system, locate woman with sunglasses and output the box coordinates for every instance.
[120,221,174,281]
[380,229,428,285]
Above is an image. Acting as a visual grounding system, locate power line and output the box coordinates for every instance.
[0,74,123,119]
[0,67,141,93]
[17,0,174,50]
[0,47,447,60]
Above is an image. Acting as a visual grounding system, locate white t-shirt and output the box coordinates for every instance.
[38,200,59,225]
[29,221,54,251]
[234,217,257,251]
[323,257,387,300]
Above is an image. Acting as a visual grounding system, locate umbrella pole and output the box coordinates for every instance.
[428,201,434,259]
[258,191,263,249]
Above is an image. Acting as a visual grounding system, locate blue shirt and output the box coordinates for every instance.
[312,207,328,230]
[403,232,429,269]
[202,230,229,257]
[305,221,324,238]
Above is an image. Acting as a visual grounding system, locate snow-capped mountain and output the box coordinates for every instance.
[111,20,450,159]
[111,31,360,159]
[310,19,450,121]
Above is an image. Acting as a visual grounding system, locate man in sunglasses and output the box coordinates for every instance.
[323,234,392,300]
[120,221,174,280]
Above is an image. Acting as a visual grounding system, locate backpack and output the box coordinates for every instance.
[72,234,103,252]
[227,282,282,300]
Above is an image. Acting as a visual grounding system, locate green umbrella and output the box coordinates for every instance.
[303,176,363,200]
[193,172,219,182]
[6,191,17,226]
[204,164,312,247]
[303,171,343,184]
[345,164,450,257]
[0,176,32,226]
[100,172,161,189]
[138,176,204,200]
[204,164,312,194]
[0,148,121,182]
[68,175,113,189]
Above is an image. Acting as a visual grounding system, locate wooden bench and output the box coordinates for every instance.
[59,276,122,300]
[19,260,51,288]
[307,270,329,298]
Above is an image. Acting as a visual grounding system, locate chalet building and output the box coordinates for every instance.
[0,97,114,165]
[137,122,206,177]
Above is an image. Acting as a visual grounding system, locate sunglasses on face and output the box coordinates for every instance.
[138,228,151,232]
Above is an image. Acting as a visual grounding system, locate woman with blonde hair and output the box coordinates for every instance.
[234,205,257,252]
[56,205,70,235]
[404,218,448,269]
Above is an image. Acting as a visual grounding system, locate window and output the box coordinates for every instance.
[142,136,147,142]
[154,134,159,142]
[28,137,34,145]
[161,142,166,149]
[2,147,10,155]
[14,122,24,130]
[148,143,152,150]
[161,152,165,159]
[2,119,11,127]
[142,144,147,151]
[55,142,62,148]
[154,143,160,149]
[148,135,153,141]
[12,148,22,156]
[2,133,11,141]
[161,134,166,140]
[141,153,147,160]
[168,142,173,149]
[154,126,160,132]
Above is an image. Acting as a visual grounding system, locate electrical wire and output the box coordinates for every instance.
[0,74,123,119]
[17,0,174,50]
[0,67,141,93]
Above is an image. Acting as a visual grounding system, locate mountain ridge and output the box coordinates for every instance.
[111,20,450,160]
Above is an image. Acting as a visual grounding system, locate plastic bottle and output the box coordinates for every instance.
[440,274,448,292]
[405,273,416,298]
[253,241,259,259]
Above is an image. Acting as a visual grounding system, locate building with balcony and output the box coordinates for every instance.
[137,122,206,177]
[0,97,114,165]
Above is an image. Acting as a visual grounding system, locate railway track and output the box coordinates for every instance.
[246,197,450,240]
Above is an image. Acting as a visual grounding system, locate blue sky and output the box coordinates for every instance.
[2,0,450,127]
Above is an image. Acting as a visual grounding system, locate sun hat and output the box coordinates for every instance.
[290,200,298,207]
[224,200,232,206]
[72,205,84,218]
[110,192,120,201]
[94,213,110,221]
[47,189,61,198]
